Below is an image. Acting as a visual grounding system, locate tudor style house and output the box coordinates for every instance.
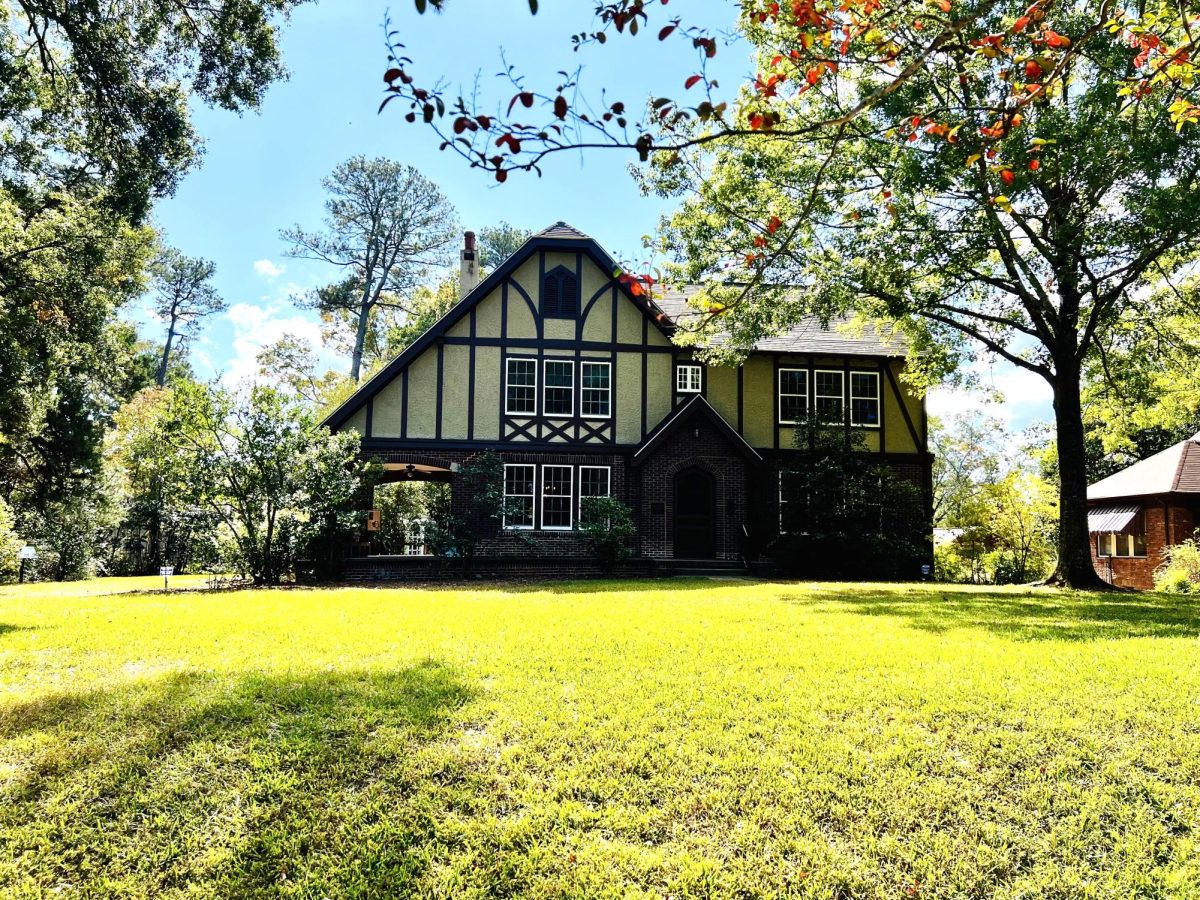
[323,223,933,573]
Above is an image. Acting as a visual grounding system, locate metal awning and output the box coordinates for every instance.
[1087,503,1142,533]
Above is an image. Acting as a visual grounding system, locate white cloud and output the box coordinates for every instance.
[253,259,286,279]
[220,301,335,387]
[928,357,1053,432]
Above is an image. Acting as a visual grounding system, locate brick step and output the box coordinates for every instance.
[655,558,751,577]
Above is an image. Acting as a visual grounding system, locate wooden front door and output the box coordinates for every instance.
[673,467,716,558]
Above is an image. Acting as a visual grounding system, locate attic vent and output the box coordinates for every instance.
[543,266,579,318]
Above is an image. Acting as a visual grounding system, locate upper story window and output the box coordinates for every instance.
[676,364,703,394]
[778,369,809,424]
[543,266,579,318]
[850,372,880,427]
[544,359,574,417]
[814,370,844,421]
[580,361,611,418]
[505,358,537,415]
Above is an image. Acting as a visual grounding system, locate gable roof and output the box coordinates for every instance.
[654,289,906,358]
[632,395,763,466]
[1088,431,1200,501]
[321,221,673,431]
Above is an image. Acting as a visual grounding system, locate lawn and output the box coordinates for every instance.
[1,578,1198,898]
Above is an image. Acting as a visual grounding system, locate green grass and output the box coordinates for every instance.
[1,577,1199,898]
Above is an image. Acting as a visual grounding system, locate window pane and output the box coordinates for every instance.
[581,362,610,417]
[506,360,536,414]
[544,361,573,416]
[851,397,879,426]
[815,371,843,420]
[780,395,806,423]
[580,467,610,497]
[677,365,701,392]
[542,465,573,529]
[503,465,535,528]
[850,373,879,426]
[780,369,806,396]
[1132,531,1146,556]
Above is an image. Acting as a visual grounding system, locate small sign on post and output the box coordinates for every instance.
[160,565,174,591]
[18,546,36,584]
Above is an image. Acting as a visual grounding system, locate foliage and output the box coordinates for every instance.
[5,577,1200,895]
[775,414,929,579]
[578,495,636,566]
[0,498,21,583]
[376,276,460,361]
[255,334,356,420]
[1155,539,1200,593]
[477,222,533,272]
[158,382,367,584]
[149,248,225,386]
[282,156,458,381]
[932,413,1057,584]
[1082,276,1200,480]
[372,481,446,555]
[423,452,531,566]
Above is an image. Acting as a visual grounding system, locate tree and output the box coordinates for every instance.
[478,222,533,272]
[579,496,636,566]
[159,382,367,584]
[282,157,458,381]
[778,414,929,579]
[150,248,225,385]
[386,0,1200,588]
[255,334,355,417]
[1,0,303,567]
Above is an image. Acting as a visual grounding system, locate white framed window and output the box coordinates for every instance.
[1097,529,1146,558]
[541,465,573,530]
[578,465,611,521]
[778,368,809,424]
[505,358,537,415]
[676,364,702,393]
[814,369,844,421]
[850,371,880,427]
[544,359,574,417]
[580,361,611,418]
[503,464,535,529]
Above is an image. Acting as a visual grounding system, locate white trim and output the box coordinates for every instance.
[777,367,809,425]
[849,370,881,428]
[814,368,845,419]
[578,465,612,521]
[676,363,702,393]
[502,463,536,530]
[504,357,538,416]
[540,464,574,531]
[580,360,612,419]
[543,358,575,419]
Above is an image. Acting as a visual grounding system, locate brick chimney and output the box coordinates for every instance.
[460,231,479,298]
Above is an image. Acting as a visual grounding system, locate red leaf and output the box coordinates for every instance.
[768,215,782,233]
[520,91,535,107]
[383,68,402,83]
[658,25,676,40]
[1028,159,1040,170]
[685,74,703,89]
[1001,169,1015,185]
[554,95,568,119]
[495,168,508,183]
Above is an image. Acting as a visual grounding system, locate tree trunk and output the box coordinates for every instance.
[157,322,176,386]
[350,294,372,382]
[1047,361,1111,590]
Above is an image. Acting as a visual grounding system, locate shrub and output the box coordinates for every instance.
[579,496,636,566]
[1155,539,1200,593]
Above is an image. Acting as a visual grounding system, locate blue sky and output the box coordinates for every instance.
[137,0,1051,429]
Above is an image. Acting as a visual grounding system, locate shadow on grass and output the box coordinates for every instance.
[804,585,1200,641]
[0,660,478,895]
[0,624,35,637]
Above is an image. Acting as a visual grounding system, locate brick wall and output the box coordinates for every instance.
[1091,498,1198,590]
[635,421,749,560]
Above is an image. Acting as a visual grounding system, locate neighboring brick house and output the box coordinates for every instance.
[1088,431,1200,589]
[322,222,933,574]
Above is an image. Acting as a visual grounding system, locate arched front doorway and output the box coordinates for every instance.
[673,466,716,558]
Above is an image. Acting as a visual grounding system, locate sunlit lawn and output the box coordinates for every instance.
[1,576,1198,898]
